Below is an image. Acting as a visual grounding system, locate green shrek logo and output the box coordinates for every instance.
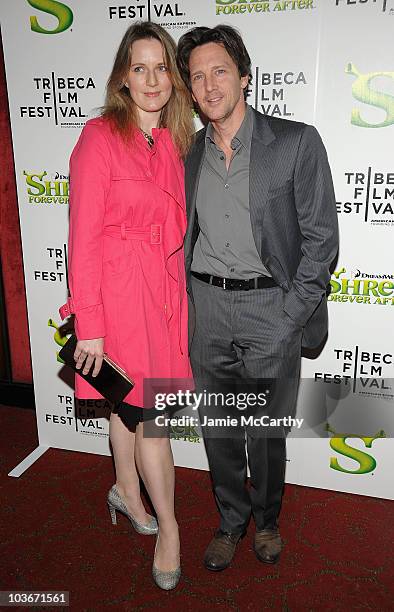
[170,423,200,443]
[28,0,73,34]
[326,424,385,475]
[215,0,314,15]
[24,171,69,204]
[329,267,394,306]
[48,318,71,363]
[346,62,394,128]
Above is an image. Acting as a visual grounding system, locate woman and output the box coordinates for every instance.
[62,22,193,590]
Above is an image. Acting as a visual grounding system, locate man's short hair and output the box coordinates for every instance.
[177,25,252,99]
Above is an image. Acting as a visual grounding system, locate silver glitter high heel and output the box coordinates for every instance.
[107,485,158,535]
[152,533,181,590]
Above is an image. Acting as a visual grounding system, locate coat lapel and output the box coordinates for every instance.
[184,128,206,267]
[249,109,277,256]
[185,130,205,215]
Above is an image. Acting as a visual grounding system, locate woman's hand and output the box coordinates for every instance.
[74,338,104,377]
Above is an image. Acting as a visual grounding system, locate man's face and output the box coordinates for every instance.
[189,42,248,123]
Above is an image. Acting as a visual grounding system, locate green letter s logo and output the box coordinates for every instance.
[327,424,386,475]
[329,267,346,294]
[28,0,73,35]
[346,62,394,128]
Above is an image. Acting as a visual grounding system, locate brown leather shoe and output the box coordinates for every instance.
[204,530,242,571]
[254,528,283,564]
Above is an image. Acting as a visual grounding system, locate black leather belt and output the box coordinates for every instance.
[191,271,277,291]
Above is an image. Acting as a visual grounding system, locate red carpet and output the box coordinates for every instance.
[1,405,393,611]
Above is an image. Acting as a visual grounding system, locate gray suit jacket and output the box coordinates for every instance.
[184,108,339,349]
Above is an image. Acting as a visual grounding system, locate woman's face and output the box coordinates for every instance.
[125,38,173,121]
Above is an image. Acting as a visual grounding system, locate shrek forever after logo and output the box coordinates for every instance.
[329,267,394,306]
[215,0,315,16]
[28,0,73,34]
[327,424,385,475]
[347,63,394,129]
[24,170,69,205]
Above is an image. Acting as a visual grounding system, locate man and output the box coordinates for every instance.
[177,26,338,570]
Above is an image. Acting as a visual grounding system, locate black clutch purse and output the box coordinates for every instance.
[58,334,134,404]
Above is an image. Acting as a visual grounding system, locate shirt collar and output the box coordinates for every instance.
[205,104,253,152]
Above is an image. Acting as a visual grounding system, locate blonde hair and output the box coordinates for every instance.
[102,21,194,158]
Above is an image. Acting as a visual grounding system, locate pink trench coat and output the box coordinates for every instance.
[61,118,191,407]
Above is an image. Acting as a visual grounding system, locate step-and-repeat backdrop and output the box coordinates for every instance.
[1,0,393,498]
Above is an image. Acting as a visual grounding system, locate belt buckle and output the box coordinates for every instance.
[233,279,246,291]
[223,278,226,290]
[151,224,161,244]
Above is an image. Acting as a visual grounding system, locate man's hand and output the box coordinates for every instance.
[74,338,104,377]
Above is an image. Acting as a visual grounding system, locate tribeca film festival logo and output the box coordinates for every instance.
[326,424,385,475]
[46,391,111,436]
[28,0,73,34]
[336,169,394,226]
[329,267,394,306]
[334,0,394,15]
[20,74,95,128]
[315,346,393,398]
[23,170,69,205]
[108,1,197,30]
[33,244,68,286]
[347,63,394,129]
[215,0,315,16]
[250,68,307,117]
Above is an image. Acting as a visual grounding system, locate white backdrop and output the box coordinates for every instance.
[1,0,393,497]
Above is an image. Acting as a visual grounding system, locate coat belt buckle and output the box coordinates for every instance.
[151,224,161,244]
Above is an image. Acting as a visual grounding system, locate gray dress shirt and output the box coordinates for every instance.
[191,105,271,279]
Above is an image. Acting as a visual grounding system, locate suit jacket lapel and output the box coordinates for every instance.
[184,128,206,268]
[185,129,206,219]
[249,109,277,256]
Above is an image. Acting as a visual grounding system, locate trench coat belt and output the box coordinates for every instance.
[103,223,183,354]
[104,223,162,244]
[59,224,162,320]
[59,222,184,355]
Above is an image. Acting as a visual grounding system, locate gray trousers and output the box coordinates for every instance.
[190,276,302,534]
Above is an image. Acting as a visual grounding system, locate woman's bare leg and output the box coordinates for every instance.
[109,412,151,525]
[135,424,179,571]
